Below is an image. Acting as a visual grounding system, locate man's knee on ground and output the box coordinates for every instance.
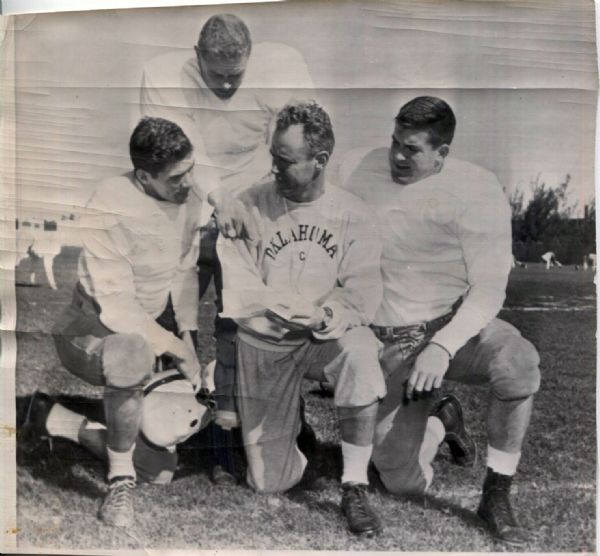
[375,460,427,497]
[102,333,154,388]
[490,334,541,400]
[246,457,305,494]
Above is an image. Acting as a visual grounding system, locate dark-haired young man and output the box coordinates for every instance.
[218,101,386,537]
[344,96,541,546]
[52,117,205,528]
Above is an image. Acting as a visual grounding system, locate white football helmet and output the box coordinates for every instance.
[141,366,215,449]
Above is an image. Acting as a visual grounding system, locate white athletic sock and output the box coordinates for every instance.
[341,441,372,485]
[418,416,446,489]
[426,416,445,446]
[45,403,86,444]
[487,445,521,476]
[107,445,136,481]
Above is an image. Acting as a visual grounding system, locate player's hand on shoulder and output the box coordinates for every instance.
[406,342,451,399]
[212,191,259,240]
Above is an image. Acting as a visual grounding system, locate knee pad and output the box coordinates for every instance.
[102,333,154,388]
[491,335,541,401]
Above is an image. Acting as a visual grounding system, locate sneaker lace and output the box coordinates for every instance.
[344,486,372,520]
[106,478,135,509]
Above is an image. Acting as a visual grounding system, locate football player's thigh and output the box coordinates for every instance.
[303,327,384,407]
[445,318,519,385]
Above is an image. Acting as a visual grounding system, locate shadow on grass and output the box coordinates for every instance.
[17,393,485,534]
[365,460,488,536]
[17,394,111,499]
[16,394,244,493]
[417,492,487,533]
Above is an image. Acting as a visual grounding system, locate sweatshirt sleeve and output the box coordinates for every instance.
[170,193,202,333]
[79,208,177,356]
[314,210,383,340]
[216,206,270,316]
[431,184,512,356]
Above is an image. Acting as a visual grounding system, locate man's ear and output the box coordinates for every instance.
[438,144,450,159]
[135,168,150,186]
[315,151,330,169]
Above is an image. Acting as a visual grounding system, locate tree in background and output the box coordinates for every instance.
[511,174,595,264]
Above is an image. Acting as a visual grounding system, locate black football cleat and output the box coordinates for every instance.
[430,394,477,467]
[341,482,382,537]
[477,468,529,546]
[19,392,55,448]
[209,423,239,486]
[211,464,238,486]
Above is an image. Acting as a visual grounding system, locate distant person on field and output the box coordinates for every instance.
[541,251,562,269]
[511,255,527,269]
[344,96,541,546]
[15,229,61,290]
[582,253,596,271]
[52,117,205,528]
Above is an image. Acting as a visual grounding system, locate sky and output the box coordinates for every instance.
[3,0,597,225]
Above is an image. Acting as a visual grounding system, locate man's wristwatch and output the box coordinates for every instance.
[318,306,334,331]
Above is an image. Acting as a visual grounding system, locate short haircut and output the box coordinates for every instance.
[395,96,456,147]
[129,117,193,176]
[276,100,335,157]
[197,14,252,60]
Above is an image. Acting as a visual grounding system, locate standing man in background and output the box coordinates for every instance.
[344,96,541,546]
[140,14,315,480]
[52,117,204,528]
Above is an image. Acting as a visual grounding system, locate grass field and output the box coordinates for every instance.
[14,248,596,552]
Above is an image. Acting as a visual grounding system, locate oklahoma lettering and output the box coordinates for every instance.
[264,224,338,260]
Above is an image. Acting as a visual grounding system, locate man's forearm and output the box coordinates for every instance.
[430,284,507,357]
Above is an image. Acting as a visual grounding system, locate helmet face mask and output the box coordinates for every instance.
[141,369,213,448]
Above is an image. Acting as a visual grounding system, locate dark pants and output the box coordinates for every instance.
[372,318,540,496]
[197,217,238,415]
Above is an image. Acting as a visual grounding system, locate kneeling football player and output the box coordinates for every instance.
[51,117,205,528]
